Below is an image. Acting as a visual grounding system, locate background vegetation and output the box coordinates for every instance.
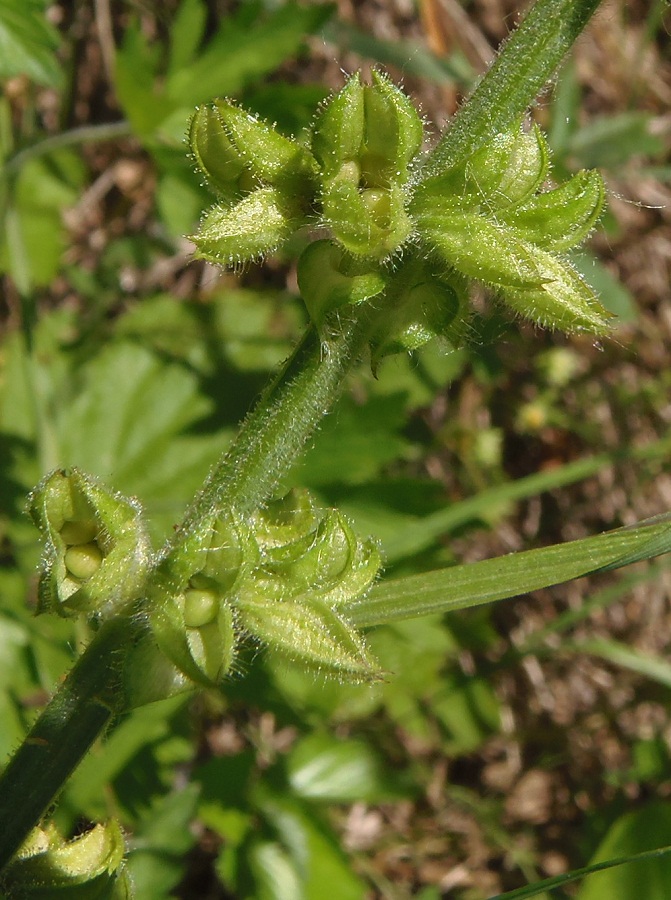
[1,0,670,897]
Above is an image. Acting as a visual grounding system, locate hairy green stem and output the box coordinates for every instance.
[423,0,602,177]
[175,312,379,537]
[0,617,129,868]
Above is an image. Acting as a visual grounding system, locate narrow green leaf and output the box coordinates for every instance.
[487,844,671,899]
[366,435,671,564]
[347,515,671,627]
[569,638,671,689]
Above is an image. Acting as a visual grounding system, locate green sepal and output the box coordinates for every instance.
[311,74,365,178]
[371,264,470,361]
[414,123,548,213]
[148,512,256,688]
[28,469,151,618]
[361,70,423,182]
[420,211,546,288]
[210,99,318,193]
[189,104,249,205]
[250,490,382,609]
[190,101,318,201]
[312,72,422,259]
[499,169,606,250]
[191,187,301,266]
[498,250,614,333]
[236,593,383,683]
[253,488,319,549]
[3,821,131,898]
[321,177,412,258]
[296,240,386,330]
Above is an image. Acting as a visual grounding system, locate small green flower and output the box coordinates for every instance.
[189,100,318,266]
[414,122,611,333]
[311,71,423,258]
[147,490,383,687]
[28,469,151,618]
[148,511,256,687]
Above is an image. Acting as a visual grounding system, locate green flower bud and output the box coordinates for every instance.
[311,71,423,259]
[148,512,257,687]
[251,490,381,607]
[28,469,151,618]
[214,489,385,683]
[236,593,383,683]
[189,104,250,204]
[190,100,318,201]
[3,820,131,898]
[296,240,387,331]
[321,177,412,258]
[253,488,320,549]
[189,100,318,267]
[498,169,605,251]
[191,186,301,267]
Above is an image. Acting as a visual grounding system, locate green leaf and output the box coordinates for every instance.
[567,111,666,169]
[347,513,671,627]
[165,2,333,108]
[287,733,401,803]
[256,792,368,900]
[570,638,671,690]
[56,341,225,541]
[125,786,200,900]
[0,0,62,86]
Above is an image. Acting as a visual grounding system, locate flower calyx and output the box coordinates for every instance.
[148,510,256,688]
[412,123,611,333]
[28,469,151,619]
[147,490,383,688]
[189,99,319,266]
[238,490,383,683]
[2,820,131,898]
[310,70,423,259]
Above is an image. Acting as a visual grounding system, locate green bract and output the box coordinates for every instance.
[2,821,131,898]
[188,73,612,347]
[28,469,151,618]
